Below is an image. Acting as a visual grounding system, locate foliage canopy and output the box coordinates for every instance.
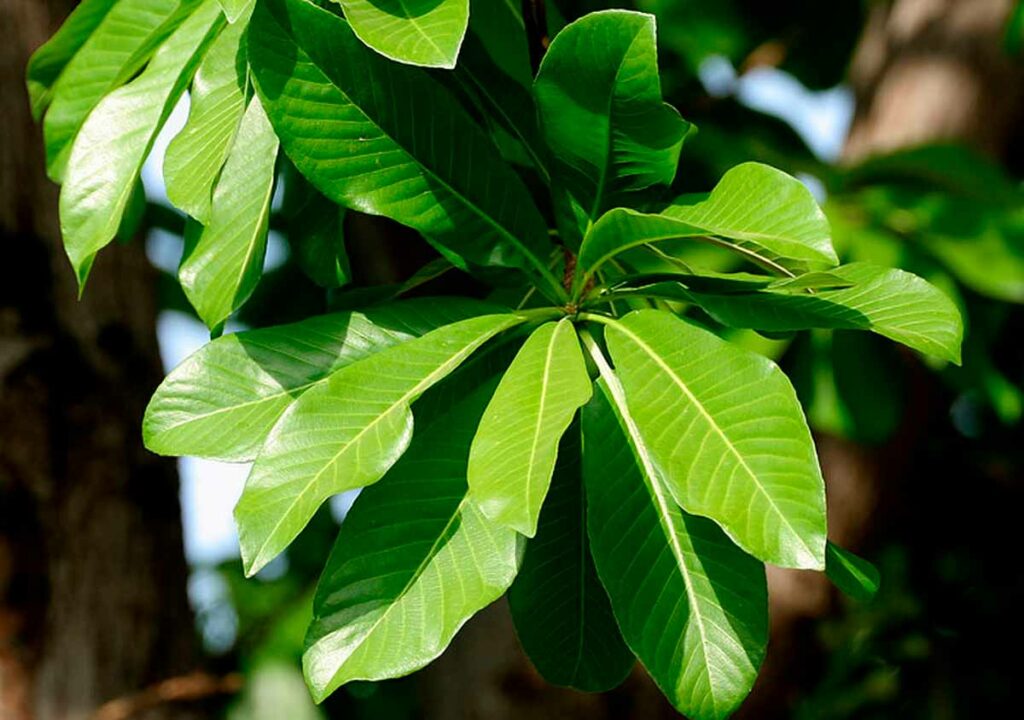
[30,0,963,716]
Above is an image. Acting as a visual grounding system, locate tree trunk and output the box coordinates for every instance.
[0,1,205,719]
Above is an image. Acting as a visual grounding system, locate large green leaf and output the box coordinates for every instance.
[164,11,249,222]
[507,420,634,692]
[25,0,118,121]
[468,319,592,537]
[304,377,520,701]
[601,309,827,569]
[179,96,279,330]
[577,163,838,288]
[332,0,469,69]
[248,0,563,300]
[59,0,223,285]
[582,357,767,720]
[535,10,691,241]
[236,313,524,575]
[144,298,494,462]
[675,263,962,364]
[42,0,198,180]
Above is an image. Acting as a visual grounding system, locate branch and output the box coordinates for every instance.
[89,672,243,720]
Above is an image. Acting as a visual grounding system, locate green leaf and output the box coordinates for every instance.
[218,0,253,23]
[601,309,827,569]
[582,358,767,720]
[825,542,880,602]
[283,168,351,289]
[179,96,279,330]
[468,319,592,537]
[577,163,838,286]
[58,0,224,286]
[535,10,691,240]
[507,420,634,692]
[304,377,520,701]
[144,298,494,462]
[25,0,118,121]
[236,313,525,575]
[332,0,469,69]
[42,0,198,180]
[678,263,963,364]
[164,12,249,222]
[248,0,563,300]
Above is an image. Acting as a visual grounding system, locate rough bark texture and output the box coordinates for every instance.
[739,0,1024,717]
[0,1,204,719]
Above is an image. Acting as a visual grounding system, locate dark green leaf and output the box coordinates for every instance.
[248,0,563,300]
[508,419,634,692]
[825,542,880,602]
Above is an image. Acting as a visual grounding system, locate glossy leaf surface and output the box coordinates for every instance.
[144,299,493,462]
[536,10,690,240]
[179,96,279,330]
[26,0,118,121]
[164,12,249,222]
[604,310,827,569]
[682,263,963,364]
[334,0,469,69]
[508,421,633,692]
[577,163,838,285]
[584,368,768,720]
[59,0,223,284]
[42,0,197,179]
[248,0,560,298]
[304,377,519,700]
[469,320,592,537]
[236,313,523,575]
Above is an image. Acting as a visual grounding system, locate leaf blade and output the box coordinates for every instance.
[468,319,593,537]
[334,0,469,69]
[603,309,827,569]
[235,313,524,575]
[304,377,520,700]
[507,419,634,692]
[582,352,768,720]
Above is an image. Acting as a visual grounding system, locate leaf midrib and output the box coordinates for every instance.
[609,317,817,563]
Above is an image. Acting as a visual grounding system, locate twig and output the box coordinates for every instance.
[89,671,243,720]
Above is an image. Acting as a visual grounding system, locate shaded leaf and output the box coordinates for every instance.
[825,542,880,602]
[508,420,633,692]
[248,0,562,299]
[469,319,592,537]
[535,10,691,242]
[236,313,524,575]
[602,309,827,569]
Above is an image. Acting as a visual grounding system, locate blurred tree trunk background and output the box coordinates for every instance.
[1,1,203,719]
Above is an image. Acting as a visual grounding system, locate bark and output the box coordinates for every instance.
[739,1,1024,717]
[1,1,205,719]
